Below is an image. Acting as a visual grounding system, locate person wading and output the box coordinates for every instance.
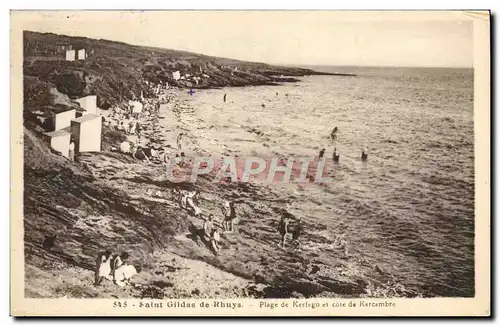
[361,148,368,161]
[319,148,326,159]
[333,147,340,163]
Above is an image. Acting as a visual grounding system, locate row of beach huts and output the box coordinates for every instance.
[36,41,167,160]
[42,95,102,159]
[33,41,221,159]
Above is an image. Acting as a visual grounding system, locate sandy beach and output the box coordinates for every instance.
[24,82,423,299]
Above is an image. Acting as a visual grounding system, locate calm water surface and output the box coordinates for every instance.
[173,66,474,297]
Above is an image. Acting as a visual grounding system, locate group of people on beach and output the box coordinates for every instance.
[172,184,305,253]
[95,251,141,288]
[172,187,239,255]
[93,88,359,290]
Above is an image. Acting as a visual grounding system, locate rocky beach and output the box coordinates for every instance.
[24,80,421,299]
[23,30,471,300]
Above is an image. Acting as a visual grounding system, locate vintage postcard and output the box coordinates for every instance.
[10,10,490,316]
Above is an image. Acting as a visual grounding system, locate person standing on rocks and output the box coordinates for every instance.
[69,137,75,162]
[278,213,291,248]
[211,226,221,255]
[136,121,142,135]
[222,201,237,232]
[291,217,303,250]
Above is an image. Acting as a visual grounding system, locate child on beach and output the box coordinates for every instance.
[95,250,113,286]
[114,264,141,287]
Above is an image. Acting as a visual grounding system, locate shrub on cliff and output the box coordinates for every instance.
[54,72,86,98]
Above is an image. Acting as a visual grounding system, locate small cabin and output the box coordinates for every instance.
[75,95,98,115]
[43,129,71,158]
[71,114,102,153]
[77,49,87,60]
[65,50,76,61]
[54,108,76,131]
[40,107,76,132]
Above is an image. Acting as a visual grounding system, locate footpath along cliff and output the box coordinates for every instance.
[22,31,419,300]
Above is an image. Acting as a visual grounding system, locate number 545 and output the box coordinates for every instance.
[113,301,128,308]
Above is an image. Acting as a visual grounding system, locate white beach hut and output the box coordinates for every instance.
[75,95,98,115]
[43,129,71,158]
[71,114,102,153]
[53,108,76,131]
[77,49,87,60]
[172,71,181,81]
[65,49,76,61]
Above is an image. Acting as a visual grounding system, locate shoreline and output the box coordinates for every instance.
[24,83,425,299]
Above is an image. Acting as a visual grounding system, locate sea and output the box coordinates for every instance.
[173,66,475,297]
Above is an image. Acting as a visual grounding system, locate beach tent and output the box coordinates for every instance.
[75,95,98,115]
[71,114,102,153]
[43,129,71,158]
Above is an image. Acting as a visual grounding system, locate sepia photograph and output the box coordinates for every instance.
[10,10,490,316]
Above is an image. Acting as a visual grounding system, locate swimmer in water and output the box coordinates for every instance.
[333,147,340,162]
[361,148,368,161]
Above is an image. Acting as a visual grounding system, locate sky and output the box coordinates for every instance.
[16,11,475,67]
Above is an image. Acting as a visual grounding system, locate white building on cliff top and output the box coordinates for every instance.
[77,49,87,60]
[65,49,76,61]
